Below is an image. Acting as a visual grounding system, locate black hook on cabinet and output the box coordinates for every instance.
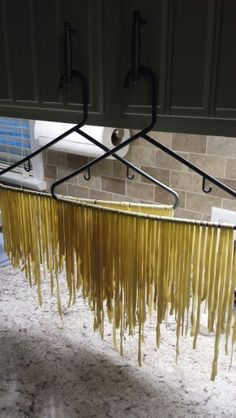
[127,167,135,180]
[202,177,212,194]
[83,167,91,181]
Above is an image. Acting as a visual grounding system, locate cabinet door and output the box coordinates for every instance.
[0,0,103,123]
[103,0,163,128]
[103,0,215,130]
[166,0,211,118]
[104,0,236,136]
[213,0,236,120]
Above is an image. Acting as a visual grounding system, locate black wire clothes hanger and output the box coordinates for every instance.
[50,12,172,201]
[51,66,180,208]
[0,19,179,209]
[51,10,236,203]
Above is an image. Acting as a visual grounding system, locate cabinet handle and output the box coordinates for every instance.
[63,22,77,86]
[64,22,72,85]
[132,10,146,84]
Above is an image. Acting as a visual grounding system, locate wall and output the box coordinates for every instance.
[44,131,236,220]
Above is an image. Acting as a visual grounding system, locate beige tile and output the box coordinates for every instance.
[149,131,172,147]
[170,171,202,193]
[46,150,67,167]
[225,158,236,179]
[189,154,226,177]
[113,161,127,179]
[172,133,207,153]
[90,159,113,177]
[67,184,89,199]
[205,178,236,199]
[44,164,57,179]
[126,146,156,166]
[90,189,114,200]
[101,177,125,195]
[112,161,140,181]
[174,207,203,221]
[46,178,68,196]
[156,150,189,172]
[207,136,236,158]
[155,189,185,208]
[127,137,143,146]
[141,166,170,186]
[78,174,101,189]
[222,199,236,212]
[57,168,77,184]
[67,154,88,170]
[185,192,221,215]
[132,131,172,148]
[126,181,154,201]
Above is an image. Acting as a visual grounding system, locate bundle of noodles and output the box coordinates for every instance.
[0,184,235,381]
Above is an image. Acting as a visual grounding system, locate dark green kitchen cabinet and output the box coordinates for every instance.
[0,0,103,122]
[104,0,236,135]
[0,0,236,136]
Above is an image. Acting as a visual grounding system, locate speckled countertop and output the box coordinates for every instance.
[0,265,236,418]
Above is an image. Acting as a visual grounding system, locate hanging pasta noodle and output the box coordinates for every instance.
[0,183,235,381]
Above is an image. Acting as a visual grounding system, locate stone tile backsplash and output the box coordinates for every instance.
[44,131,236,220]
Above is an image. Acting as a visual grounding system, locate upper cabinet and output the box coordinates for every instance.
[0,0,236,136]
[0,0,103,122]
[214,1,236,120]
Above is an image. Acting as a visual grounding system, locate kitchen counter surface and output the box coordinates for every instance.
[0,265,236,418]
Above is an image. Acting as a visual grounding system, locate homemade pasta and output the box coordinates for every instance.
[0,185,235,381]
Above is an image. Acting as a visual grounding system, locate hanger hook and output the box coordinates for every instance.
[127,167,135,180]
[24,159,31,173]
[202,177,212,194]
[83,167,91,181]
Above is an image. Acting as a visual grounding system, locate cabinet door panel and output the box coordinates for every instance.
[214,0,236,119]
[0,0,104,121]
[36,0,103,115]
[0,1,10,101]
[103,0,163,125]
[0,0,37,104]
[168,0,209,116]
[36,0,63,106]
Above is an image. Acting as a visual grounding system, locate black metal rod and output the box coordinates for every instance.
[132,10,146,84]
[0,73,88,176]
[132,10,141,83]
[64,22,73,85]
[142,133,236,199]
[51,128,180,208]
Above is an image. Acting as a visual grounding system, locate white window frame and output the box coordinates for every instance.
[0,120,46,191]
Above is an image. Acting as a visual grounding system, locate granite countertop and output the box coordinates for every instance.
[0,265,236,418]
